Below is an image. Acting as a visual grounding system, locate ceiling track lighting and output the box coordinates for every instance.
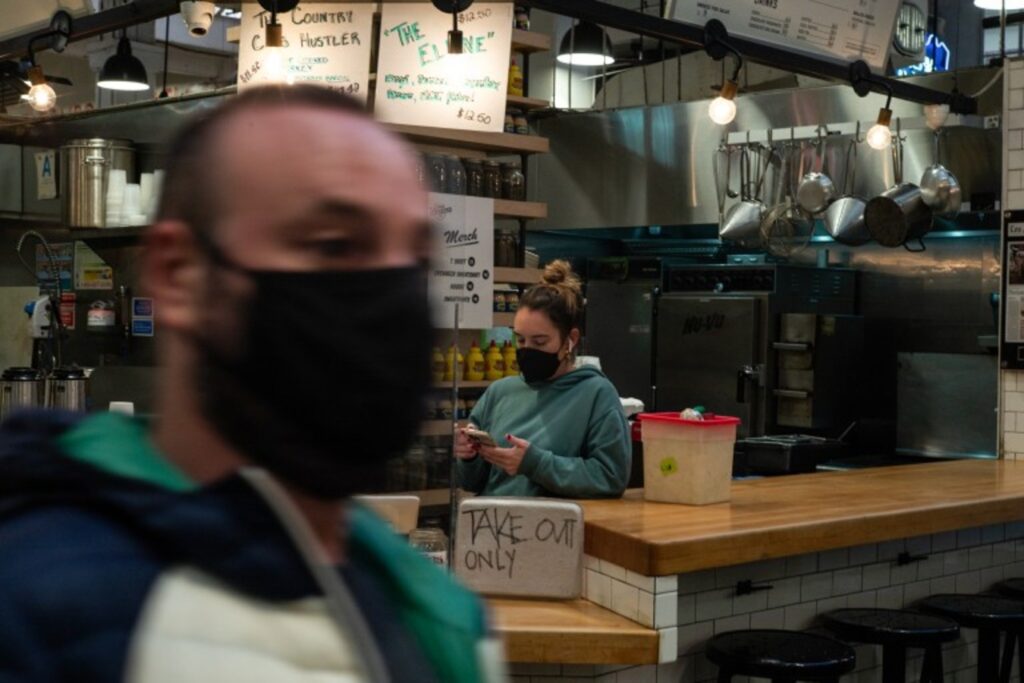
[703,20,743,126]
[556,21,614,67]
[22,11,72,112]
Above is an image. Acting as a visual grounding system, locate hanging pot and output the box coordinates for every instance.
[796,132,836,215]
[919,131,961,216]
[865,135,932,251]
[824,135,870,246]
[720,144,768,247]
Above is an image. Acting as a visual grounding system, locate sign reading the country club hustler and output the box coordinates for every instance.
[429,194,494,330]
[237,3,373,96]
[374,3,513,132]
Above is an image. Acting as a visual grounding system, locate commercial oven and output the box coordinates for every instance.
[656,265,859,438]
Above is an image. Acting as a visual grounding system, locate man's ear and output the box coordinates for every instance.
[142,221,203,334]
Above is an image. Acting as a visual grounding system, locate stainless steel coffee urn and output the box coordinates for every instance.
[0,367,45,421]
[60,138,135,228]
[47,366,89,412]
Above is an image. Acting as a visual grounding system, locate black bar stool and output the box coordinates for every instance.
[821,608,959,683]
[918,593,1024,683]
[706,629,856,683]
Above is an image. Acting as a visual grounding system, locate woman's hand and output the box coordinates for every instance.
[479,434,531,476]
[454,428,480,461]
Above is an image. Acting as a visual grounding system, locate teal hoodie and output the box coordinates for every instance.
[457,366,631,498]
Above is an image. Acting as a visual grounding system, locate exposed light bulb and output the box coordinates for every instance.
[24,66,55,112]
[26,82,56,112]
[555,52,614,66]
[263,20,291,84]
[708,80,738,125]
[866,123,892,150]
[866,106,893,150]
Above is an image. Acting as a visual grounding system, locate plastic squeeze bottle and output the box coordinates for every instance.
[431,347,445,383]
[485,340,505,381]
[502,341,519,377]
[465,340,486,381]
[443,344,463,382]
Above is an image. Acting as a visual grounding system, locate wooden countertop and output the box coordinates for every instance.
[579,459,1024,576]
[489,598,659,664]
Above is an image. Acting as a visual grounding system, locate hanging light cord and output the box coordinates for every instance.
[159,15,170,98]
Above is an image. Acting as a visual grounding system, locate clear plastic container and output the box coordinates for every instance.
[638,412,740,505]
[410,522,449,567]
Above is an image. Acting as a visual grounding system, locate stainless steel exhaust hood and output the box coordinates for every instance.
[530,68,1002,231]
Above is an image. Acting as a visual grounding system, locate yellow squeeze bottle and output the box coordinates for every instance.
[485,340,505,381]
[431,347,445,383]
[503,341,519,377]
[443,344,463,382]
[465,341,486,381]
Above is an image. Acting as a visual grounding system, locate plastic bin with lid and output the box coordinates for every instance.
[637,412,741,505]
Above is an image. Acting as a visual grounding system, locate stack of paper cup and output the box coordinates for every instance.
[139,173,154,218]
[105,169,127,227]
[123,183,146,226]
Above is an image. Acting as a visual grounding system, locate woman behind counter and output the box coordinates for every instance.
[455,260,631,498]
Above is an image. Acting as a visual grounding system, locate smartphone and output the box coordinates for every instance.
[464,426,497,447]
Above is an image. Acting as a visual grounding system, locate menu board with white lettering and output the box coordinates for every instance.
[237,3,373,96]
[375,3,513,132]
[666,0,899,73]
[429,194,495,330]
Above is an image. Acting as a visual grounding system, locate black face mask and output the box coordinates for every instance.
[195,247,432,500]
[516,346,565,384]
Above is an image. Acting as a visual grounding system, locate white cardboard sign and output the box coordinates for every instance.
[374,3,513,132]
[666,0,900,73]
[237,3,373,96]
[454,498,584,599]
[429,194,495,330]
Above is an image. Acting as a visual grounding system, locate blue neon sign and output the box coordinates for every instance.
[895,33,951,77]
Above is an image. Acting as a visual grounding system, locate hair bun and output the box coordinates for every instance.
[541,259,581,295]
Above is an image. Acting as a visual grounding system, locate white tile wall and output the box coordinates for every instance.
[513,522,1024,682]
[1004,58,1024,459]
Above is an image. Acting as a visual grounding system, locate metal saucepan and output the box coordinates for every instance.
[796,131,836,215]
[919,131,961,216]
[720,144,771,247]
[865,136,932,251]
[824,133,870,246]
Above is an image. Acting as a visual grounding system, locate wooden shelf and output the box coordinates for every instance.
[385,123,548,154]
[495,267,542,285]
[493,312,516,327]
[433,380,492,389]
[512,28,551,54]
[494,199,547,220]
[420,420,461,437]
[396,488,451,507]
[506,94,551,111]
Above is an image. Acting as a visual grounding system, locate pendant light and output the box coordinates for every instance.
[703,20,743,126]
[98,34,150,91]
[865,101,893,150]
[557,21,614,67]
[848,61,895,150]
[21,11,72,113]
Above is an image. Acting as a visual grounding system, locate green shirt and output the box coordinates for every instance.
[458,366,631,498]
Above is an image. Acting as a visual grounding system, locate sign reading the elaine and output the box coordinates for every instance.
[237,3,373,96]
[429,194,494,330]
[666,0,900,73]
[454,499,584,599]
[374,3,513,132]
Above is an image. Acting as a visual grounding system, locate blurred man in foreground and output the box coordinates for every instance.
[0,85,503,682]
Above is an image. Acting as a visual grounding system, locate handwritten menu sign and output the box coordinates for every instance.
[374,3,513,132]
[454,499,584,599]
[237,3,373,96]
[667,0,900,73]
[429,194,495,330]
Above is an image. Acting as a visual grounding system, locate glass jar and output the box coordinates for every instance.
[426,154,446,193]
[514,112,529,136]
[409,522,449,567]
[504,110,515,134]
[494,290,507,312]
[482,160,502,198]
[465,159,484,197]
[507,289,520,311]
[495,230,519,267]
[501,161,526,201]
[445,154,467,195]
[404,445,429,491]
[514,5,530,30]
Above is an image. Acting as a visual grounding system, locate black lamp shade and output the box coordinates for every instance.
[98,36,150,91]
[557,21,614,67]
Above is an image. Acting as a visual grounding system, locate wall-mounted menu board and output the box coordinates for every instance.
[237,3,373,96]
[666,0,899,73]
[374,3,513,133]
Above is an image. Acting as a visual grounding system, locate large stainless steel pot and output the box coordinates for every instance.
[61,138,135,228]
[47,366,90,412]
[0,367,44,421]
[864,183,933,249]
